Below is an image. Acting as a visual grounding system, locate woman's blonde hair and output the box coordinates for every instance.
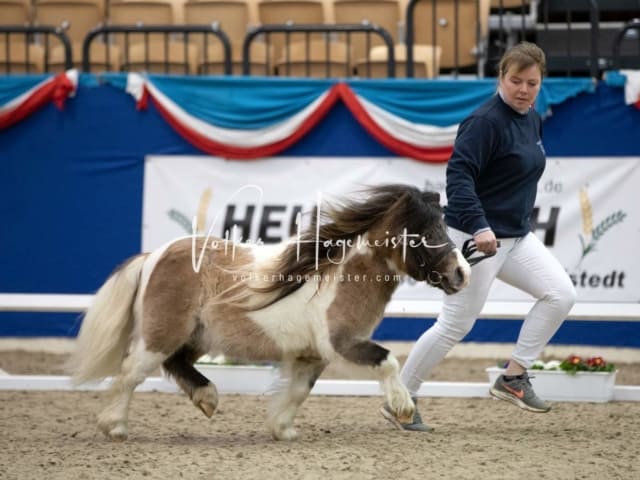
[498,42,546,77]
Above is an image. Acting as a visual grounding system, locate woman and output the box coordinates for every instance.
[382,42,576,432]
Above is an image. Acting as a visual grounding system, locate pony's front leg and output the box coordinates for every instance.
[97,340,166,441]
[334,339,414,423]
[267,358,326,441]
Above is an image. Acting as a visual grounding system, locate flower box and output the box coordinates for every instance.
[194,363,279,395]
[486,367,617,403]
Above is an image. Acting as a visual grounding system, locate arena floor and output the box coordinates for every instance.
[1,390,639,480]
[1,342,639,479]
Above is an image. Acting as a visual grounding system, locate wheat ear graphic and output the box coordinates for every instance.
[167,209,192,233]
[167,188,213,234]
[196,188,213,234]
[578,194,627,261]
[579,186,593,236]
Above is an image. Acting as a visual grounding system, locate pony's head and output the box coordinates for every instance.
[363,185,470,294]
[250,184,470,308]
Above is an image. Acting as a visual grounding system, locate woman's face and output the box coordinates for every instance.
[499,63,542,112]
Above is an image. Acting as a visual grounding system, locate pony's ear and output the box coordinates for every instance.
[422,191,440,204]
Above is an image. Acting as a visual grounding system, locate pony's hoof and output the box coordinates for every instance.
[389,396,415,424]
[272,426,298,441]
[98,422,128,442]
[192,384,218,418]
[107,425,129,442]
[197,401,216,418]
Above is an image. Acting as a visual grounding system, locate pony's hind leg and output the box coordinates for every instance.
[267,358,326,441]
[162,344,218,418]
[333,339,415,423]
[97,339,166,441]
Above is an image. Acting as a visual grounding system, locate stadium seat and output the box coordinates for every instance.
[183,0,253,73]
[184,0,250,47]
[0,43,44,73]
[490,0,529,9]
[196,41,273,75]
[333,0,401,73]
[109,1,198,73]
[0,0,32,25]
[124,41,200,73]
[410,0,490,72]
[35,0,119,71]
[354,43,441,77]
[274,39,352,77]
[257,0,326,72]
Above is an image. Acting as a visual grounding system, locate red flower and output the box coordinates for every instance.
[558,354,615,374]
[568,355,582,365]
[586,356,605,367]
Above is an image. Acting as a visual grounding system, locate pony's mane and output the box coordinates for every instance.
[245,184,442,309]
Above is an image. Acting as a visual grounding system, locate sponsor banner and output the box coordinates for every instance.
[143,156,640,303]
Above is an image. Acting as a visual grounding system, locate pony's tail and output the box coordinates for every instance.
[68,254,147,385]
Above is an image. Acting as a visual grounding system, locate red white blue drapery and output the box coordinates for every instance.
[606,70,640,109]
[116,72,594,162]
[0,70,599,162]
[121,74,466,161]
[0,70,77,129]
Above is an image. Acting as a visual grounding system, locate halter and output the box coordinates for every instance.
[423,242,456,285]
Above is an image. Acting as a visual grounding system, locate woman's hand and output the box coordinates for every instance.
[473,230,498,255]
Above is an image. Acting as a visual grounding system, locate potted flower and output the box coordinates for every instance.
[531,355,616,374]
[486,355,617,403]
[195,355,279,395]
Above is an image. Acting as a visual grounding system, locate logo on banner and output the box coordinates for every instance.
[577,185,627,264]
[568,185,628,291]
[167,186,307,243]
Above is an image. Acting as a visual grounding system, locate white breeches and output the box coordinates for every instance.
[401,229,576,395]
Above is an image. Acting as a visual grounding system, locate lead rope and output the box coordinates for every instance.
[461,239,502,266]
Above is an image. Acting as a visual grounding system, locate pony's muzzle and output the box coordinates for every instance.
[437,249,471,294]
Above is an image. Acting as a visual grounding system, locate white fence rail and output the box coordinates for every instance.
[1,293,639,321]
[0,293,638,400]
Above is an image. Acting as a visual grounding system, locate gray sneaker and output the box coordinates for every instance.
[380,397,433,432]
[490,373,551,413]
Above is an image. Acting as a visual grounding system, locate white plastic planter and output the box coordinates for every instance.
[195,364,279,395]
[486,367,617,403]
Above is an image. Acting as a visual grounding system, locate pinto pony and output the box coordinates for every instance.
[70,184,470,441]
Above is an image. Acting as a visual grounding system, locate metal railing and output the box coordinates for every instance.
[612,19,640,70]
[488,0,539,66]
[0,26,72,73]
[242,23,395,78]
[82,24,232,74]
[538,0,600,77]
